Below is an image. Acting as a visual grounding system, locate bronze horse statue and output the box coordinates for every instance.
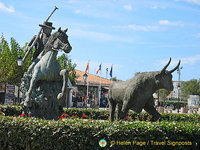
[21,27,72,119]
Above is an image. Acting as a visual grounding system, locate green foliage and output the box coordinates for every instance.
[156,89,170,100]
[0,116,199,150]
[57,54,77,85]
[2,106,200,123]
[0,105,23,116]
[0,35,33,84]
[181,79,200,97]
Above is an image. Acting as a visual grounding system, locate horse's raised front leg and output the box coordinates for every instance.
[24,69,42,107]
[57,69,69,104]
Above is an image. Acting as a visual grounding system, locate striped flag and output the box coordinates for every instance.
[96,64,101,74]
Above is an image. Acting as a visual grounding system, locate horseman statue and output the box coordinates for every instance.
[20,7,72,120]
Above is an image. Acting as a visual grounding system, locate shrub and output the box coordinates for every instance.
[0,105,23,116]
[0,116,199,150]
[1,105,200,123]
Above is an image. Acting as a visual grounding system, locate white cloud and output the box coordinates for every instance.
[114,24,159,32]
[174,0,200,5]
[159,55,200,68]
[123,4,132,11]
[0,2,15,13]
[159,20,184,27]
[70,29,133,43]
[150,5,166,9]
[181,54,200,65]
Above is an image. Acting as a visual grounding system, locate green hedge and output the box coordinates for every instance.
[0,116,199,150]
[1,105,200,123]
[0,105,23,116]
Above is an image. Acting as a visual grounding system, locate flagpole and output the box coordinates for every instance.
[99,63,102,107]
[87,61,89,105]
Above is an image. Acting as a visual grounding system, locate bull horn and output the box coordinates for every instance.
[63,28,68,33]
[161,57,171,73]
[169,60,181,73]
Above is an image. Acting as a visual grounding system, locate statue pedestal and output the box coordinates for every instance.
[21,79,66,120]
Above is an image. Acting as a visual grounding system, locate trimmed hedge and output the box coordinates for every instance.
[0,116,200,150]
[1,105,200,123]
[0,105,23,116]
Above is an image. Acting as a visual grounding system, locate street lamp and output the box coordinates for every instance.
[83,73,88,81]
[177,66,183,113]
[17,56,23,103]
[17,56,23,67]
[83,73,88,107]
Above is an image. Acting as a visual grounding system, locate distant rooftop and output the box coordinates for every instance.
[75,70,112,87]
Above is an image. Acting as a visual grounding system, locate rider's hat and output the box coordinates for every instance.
[39,21,55,30]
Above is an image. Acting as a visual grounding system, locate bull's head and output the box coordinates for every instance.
[155,57,181,91]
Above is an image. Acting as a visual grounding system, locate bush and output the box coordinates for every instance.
[1,105,200,123]
[0,105,22,116]
[0,116,199,150]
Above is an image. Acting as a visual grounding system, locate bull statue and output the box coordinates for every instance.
[108,58,181,122]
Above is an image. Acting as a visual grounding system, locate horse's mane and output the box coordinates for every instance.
[43,31,60,54]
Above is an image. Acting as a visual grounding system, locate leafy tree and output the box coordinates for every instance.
[181,79,200,97]
[57,54,77,85]
[156,89,170,100]
[0,35,33,84]
[110,77,117,81]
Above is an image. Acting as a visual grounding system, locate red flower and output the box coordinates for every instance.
[58,117,60,119]
[60,116,64,119]
[0,110,2,113]
[63,112,66,116]
[82,114,86,118]
[141,117,144,120]
[28,114,31,117]
[130,116,133,119]
[126,116,129,119]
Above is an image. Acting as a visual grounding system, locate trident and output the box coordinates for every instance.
[22,6,58,62]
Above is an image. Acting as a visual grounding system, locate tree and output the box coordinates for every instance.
[57,54,77,85]
[156,89,170,100]
[181,79,200,97]
[0,35,33,84]
[110,77,117,81]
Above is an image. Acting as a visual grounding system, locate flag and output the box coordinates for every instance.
[110,65,113,78]
[96,64,101,74]
[106,68,108,78]
[85,62,89,73]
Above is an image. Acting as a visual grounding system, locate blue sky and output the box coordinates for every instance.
[1,0,200,81]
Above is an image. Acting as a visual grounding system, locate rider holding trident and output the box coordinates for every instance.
[25,22,55,61]
[23,6,58,63]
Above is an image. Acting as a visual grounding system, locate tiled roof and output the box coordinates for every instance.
[75,70,112,87]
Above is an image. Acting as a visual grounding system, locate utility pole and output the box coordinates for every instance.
[177,66,183,113]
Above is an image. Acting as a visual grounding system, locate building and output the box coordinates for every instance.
[71,70,112,107]
[172,81,183,99]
